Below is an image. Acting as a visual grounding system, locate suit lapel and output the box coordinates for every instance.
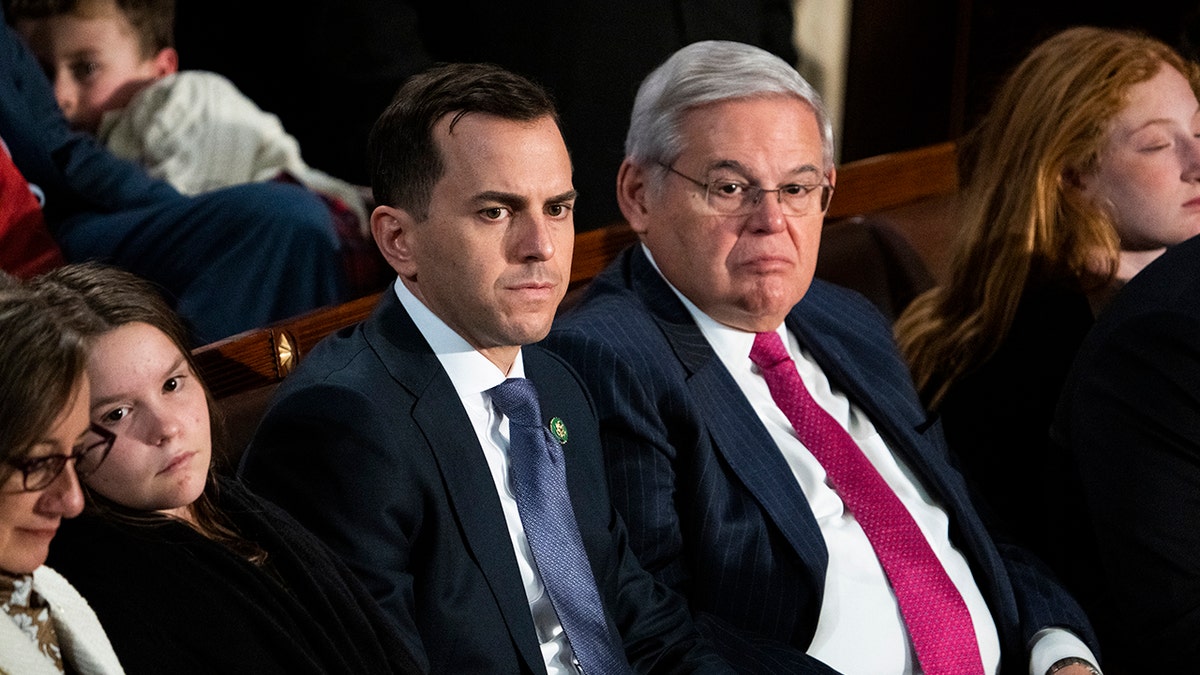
[784,294,956,510]
[627,248,830,588]
[363,293,545,672]
[784,287,1002,590]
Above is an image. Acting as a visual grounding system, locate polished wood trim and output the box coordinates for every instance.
[827,141,958,219]
[194,293,380,398]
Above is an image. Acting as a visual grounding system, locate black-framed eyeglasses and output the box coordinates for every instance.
[6,424,116,492]
[659,162,834,217]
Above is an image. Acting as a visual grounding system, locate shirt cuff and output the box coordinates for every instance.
[1029,627,1100,675]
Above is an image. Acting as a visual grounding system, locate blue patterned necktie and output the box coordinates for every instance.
[488,377,632,675]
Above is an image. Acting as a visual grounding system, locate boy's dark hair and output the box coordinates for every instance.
[6,0,174,55]
[367,62,561,221]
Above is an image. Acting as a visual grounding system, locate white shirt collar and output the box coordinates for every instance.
[392,278,526,397]
[640,243,789,363]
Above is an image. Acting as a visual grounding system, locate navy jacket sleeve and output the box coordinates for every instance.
[1058,308,1200,668]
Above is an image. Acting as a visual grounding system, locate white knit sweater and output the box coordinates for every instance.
[0,566,124,675]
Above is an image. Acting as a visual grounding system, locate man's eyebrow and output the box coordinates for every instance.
[546,189,578,204]
[790,165,823,180]
[708,159,751,175]
[707,160,823,181]
[472,190,578,209]
[472,191,528,208]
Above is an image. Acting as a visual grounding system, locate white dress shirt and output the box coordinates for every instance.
[643,247,1095,675]
[395,279,578,675]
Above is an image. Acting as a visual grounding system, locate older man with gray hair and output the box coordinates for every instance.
[545,40,1100,675]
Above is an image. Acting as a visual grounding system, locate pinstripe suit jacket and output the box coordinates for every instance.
[543,246,1095,673]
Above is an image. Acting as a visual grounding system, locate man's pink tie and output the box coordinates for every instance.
[750,330,985,675]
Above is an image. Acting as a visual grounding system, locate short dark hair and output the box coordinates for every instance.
[367,62,561,220]
[6,0,175,55]
[0,274,88,471]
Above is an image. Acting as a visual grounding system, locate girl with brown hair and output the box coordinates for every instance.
[33,263,421,674]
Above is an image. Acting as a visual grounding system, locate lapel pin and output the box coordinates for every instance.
[549,417,568,445]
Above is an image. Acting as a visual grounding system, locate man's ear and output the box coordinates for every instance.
[372,205,419,278]
[152,47,178,76]
[616,158,652,236]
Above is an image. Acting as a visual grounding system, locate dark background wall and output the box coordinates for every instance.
[841,0,1200,161]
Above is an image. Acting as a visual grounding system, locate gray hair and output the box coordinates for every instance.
[625,40,834,177]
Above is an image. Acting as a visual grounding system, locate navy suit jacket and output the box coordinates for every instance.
[1052,233,1200,670]
[543,246,1095,673]
[241,290,726,674]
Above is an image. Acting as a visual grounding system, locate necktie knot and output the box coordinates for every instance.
[750,330,791,371]
[488,377,543,428]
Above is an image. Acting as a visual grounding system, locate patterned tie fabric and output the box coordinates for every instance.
[0,572,65,673]
[749,331,985,675]
[488,378,633,675]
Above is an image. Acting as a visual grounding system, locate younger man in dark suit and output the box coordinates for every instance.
[544,40,1100,675]
[240,63,725,674]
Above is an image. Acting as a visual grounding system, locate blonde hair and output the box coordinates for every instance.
[896,27,1200,408]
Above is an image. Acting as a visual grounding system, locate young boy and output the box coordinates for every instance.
[8,0,388,294]
[8,0,370,232]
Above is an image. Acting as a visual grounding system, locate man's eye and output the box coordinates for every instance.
[780,184,814,196]
[712,182,746,197]
[482,207,510,220]
[546,204,571,217]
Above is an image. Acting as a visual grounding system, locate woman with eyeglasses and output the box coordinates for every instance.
[32,264,421,675]
[895,28,1200,559]
[0,277,125,674]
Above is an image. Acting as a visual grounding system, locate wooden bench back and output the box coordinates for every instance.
[194,141,959,401]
